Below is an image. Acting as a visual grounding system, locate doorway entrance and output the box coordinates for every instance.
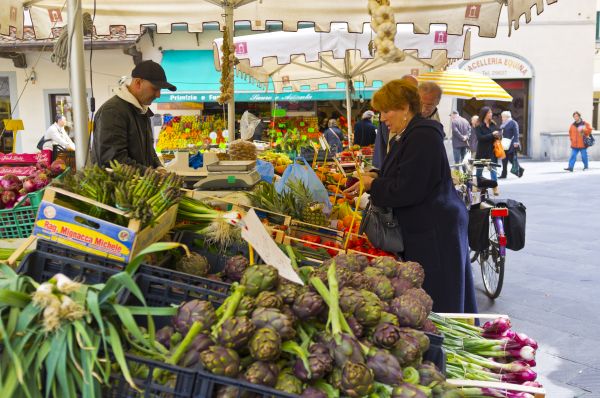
[458,79,530,155]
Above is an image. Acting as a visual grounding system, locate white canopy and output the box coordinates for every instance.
[3,0,557,40]
[214,24,469,92]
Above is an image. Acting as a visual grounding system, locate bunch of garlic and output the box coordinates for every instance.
[368,0,405,63]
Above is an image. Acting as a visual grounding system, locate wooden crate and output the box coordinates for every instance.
[32,187,178,263]
[282,235,344,264]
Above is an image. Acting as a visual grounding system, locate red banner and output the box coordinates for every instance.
[0,150,51,165]
[0,166,36,176]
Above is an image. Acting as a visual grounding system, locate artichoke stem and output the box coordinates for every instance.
[309,276,355,338]
[212,284,245,338]
[282,340,311,379]
[403,366,420,384]
[167,321,204,366]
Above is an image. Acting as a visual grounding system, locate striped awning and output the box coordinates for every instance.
[417,69,513,102]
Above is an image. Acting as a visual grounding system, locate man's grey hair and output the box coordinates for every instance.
[327,119,338,128]
[501,110,512,119]
[418,81,443,101]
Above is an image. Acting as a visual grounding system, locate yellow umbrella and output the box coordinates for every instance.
[417,69,513,102]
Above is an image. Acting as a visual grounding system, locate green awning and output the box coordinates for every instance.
[156,50,380,103]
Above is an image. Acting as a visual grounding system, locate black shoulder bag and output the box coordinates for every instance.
[359,201,404,254]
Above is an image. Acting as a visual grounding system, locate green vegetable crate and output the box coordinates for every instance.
[0,187,47,239]
[0,170,69,239]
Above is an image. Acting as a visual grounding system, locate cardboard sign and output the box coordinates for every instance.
[318,135,330,151]
[241,209,303,285]
[0,166,36,176]
[0,150,52,165]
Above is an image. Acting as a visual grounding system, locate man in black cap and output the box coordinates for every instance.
[92,60,176,168]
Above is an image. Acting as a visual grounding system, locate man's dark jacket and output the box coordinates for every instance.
[92,96,161,168]
[369,116,478,313]
[354,119,377,146]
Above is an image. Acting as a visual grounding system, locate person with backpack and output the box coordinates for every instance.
[38,114,75,151]
[564,111,593,172]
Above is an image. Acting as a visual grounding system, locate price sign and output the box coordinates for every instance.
[241,209,303,285]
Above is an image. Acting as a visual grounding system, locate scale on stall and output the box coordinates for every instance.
[164,151,260,191]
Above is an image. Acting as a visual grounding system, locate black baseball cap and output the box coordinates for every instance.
[131,60,177,92]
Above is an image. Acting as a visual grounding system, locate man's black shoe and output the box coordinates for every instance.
[564,168,573,172]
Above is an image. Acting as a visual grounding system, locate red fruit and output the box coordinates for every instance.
[301,235,322,244]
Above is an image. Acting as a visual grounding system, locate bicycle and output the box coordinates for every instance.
[451,159,508,299]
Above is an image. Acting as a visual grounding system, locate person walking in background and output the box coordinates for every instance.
[354,110,377,146]
[564,111,592,172]
[40,114,75,151]
[469,115,479,153]
[474,106,502,195]
[450,110,471,168]
[326,119,345,143]
[418,82,443,122]
[499,111,523,178]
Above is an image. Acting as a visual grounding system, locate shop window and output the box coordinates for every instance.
[0,77,13,153]
[49,94,74,139]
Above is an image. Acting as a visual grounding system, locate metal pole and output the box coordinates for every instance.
[225,2,236,140]
[345,81,353,147]
[68,0,89,169]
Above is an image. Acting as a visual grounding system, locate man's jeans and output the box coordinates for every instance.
[476,155,498,181]
[453,147,469,165]
[568,148,589,170]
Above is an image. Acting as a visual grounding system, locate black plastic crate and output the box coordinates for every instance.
[108,354,300,398]
[17,250,119,285]
[423,332,446,375]
[174,231,261,274]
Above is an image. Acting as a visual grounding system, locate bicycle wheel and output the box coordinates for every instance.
[477,216,505,299]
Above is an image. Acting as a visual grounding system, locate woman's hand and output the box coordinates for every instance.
[493,131,502,139]
[343,175,374,197]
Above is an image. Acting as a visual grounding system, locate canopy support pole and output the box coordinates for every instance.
[344,55,353,147]
[68,0,89,169]
[225,1,236,139]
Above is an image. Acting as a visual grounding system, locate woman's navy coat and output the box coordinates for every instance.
[369,116,478,313]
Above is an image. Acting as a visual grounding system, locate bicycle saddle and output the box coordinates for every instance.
[476,178,498,189]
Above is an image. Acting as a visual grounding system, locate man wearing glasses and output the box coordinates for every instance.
[92,60,176,168]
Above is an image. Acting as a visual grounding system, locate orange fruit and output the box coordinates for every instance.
[336,198,346,205]
[343,215,355,228]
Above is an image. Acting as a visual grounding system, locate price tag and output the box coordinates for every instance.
[300,122,305,127]
[241,209,303,285]
[279,123,286,128]
[227,176,236,184]
[308,128,315,133]
[319,135,329,151]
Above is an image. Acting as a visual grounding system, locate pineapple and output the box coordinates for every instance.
[286,179,328,226]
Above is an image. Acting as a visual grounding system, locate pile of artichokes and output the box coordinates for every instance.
[147,253,463,397]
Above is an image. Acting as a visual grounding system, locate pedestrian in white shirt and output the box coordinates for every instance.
[41,115,75,151]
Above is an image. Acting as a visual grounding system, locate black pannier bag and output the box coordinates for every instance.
[468,203,490,252]
[483,198,527,251]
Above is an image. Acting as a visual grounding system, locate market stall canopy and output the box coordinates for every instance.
[2,0,558,40]
[213,24,468,92]
[417,69,513,101]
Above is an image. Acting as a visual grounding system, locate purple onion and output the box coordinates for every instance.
[482,317,512,335]
[501,368,538,384]
[0,174,20,191]
[514,333,538,350]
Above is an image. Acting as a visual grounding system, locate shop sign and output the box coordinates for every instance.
[461,54,532,79]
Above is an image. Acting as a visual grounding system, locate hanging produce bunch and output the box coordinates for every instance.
[218,26,235,105]
[368,0,406,63]
[52,161,183,227]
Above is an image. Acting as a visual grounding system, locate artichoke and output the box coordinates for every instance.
[392,383,429,398]
[224,255,249,281]
[339,287,363,315]
[379,311,400,326]
[418,362,445,386]
[363,266,385,278]
[354,297,382,327]
[399,328,430,353]
[346,316,364,338]
[324,333,365,367]
[241,264,279,296]
[341,361,375,398]
[179,333,215,368]
[371,256,399,278]
[255,291,283,309]
[390,334,422,366]
[251,307,296,340]
[155,325,174,349]
[249,327,281,361]
[173,300,216,334]
[176,252,210,277]
[346,272,371,290]
[293,343,333,381]
[292,291,325,320]
[217,316,256,350]
[215,385,253,398]
[367,348,404,386]
[234,295,256,317]
[244,361,279,387]
[421,318,439,334]
[200,346,240,377]
[324,253,368,273]
[390,277,415,298]
[396,261,425,288]
[301,387,328,398]
[369,275,395,301]
[404,288,433,314]
[276,279,301,305]
[390,295,427,328]
[372,322,402,349]
[275,371,303,394]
